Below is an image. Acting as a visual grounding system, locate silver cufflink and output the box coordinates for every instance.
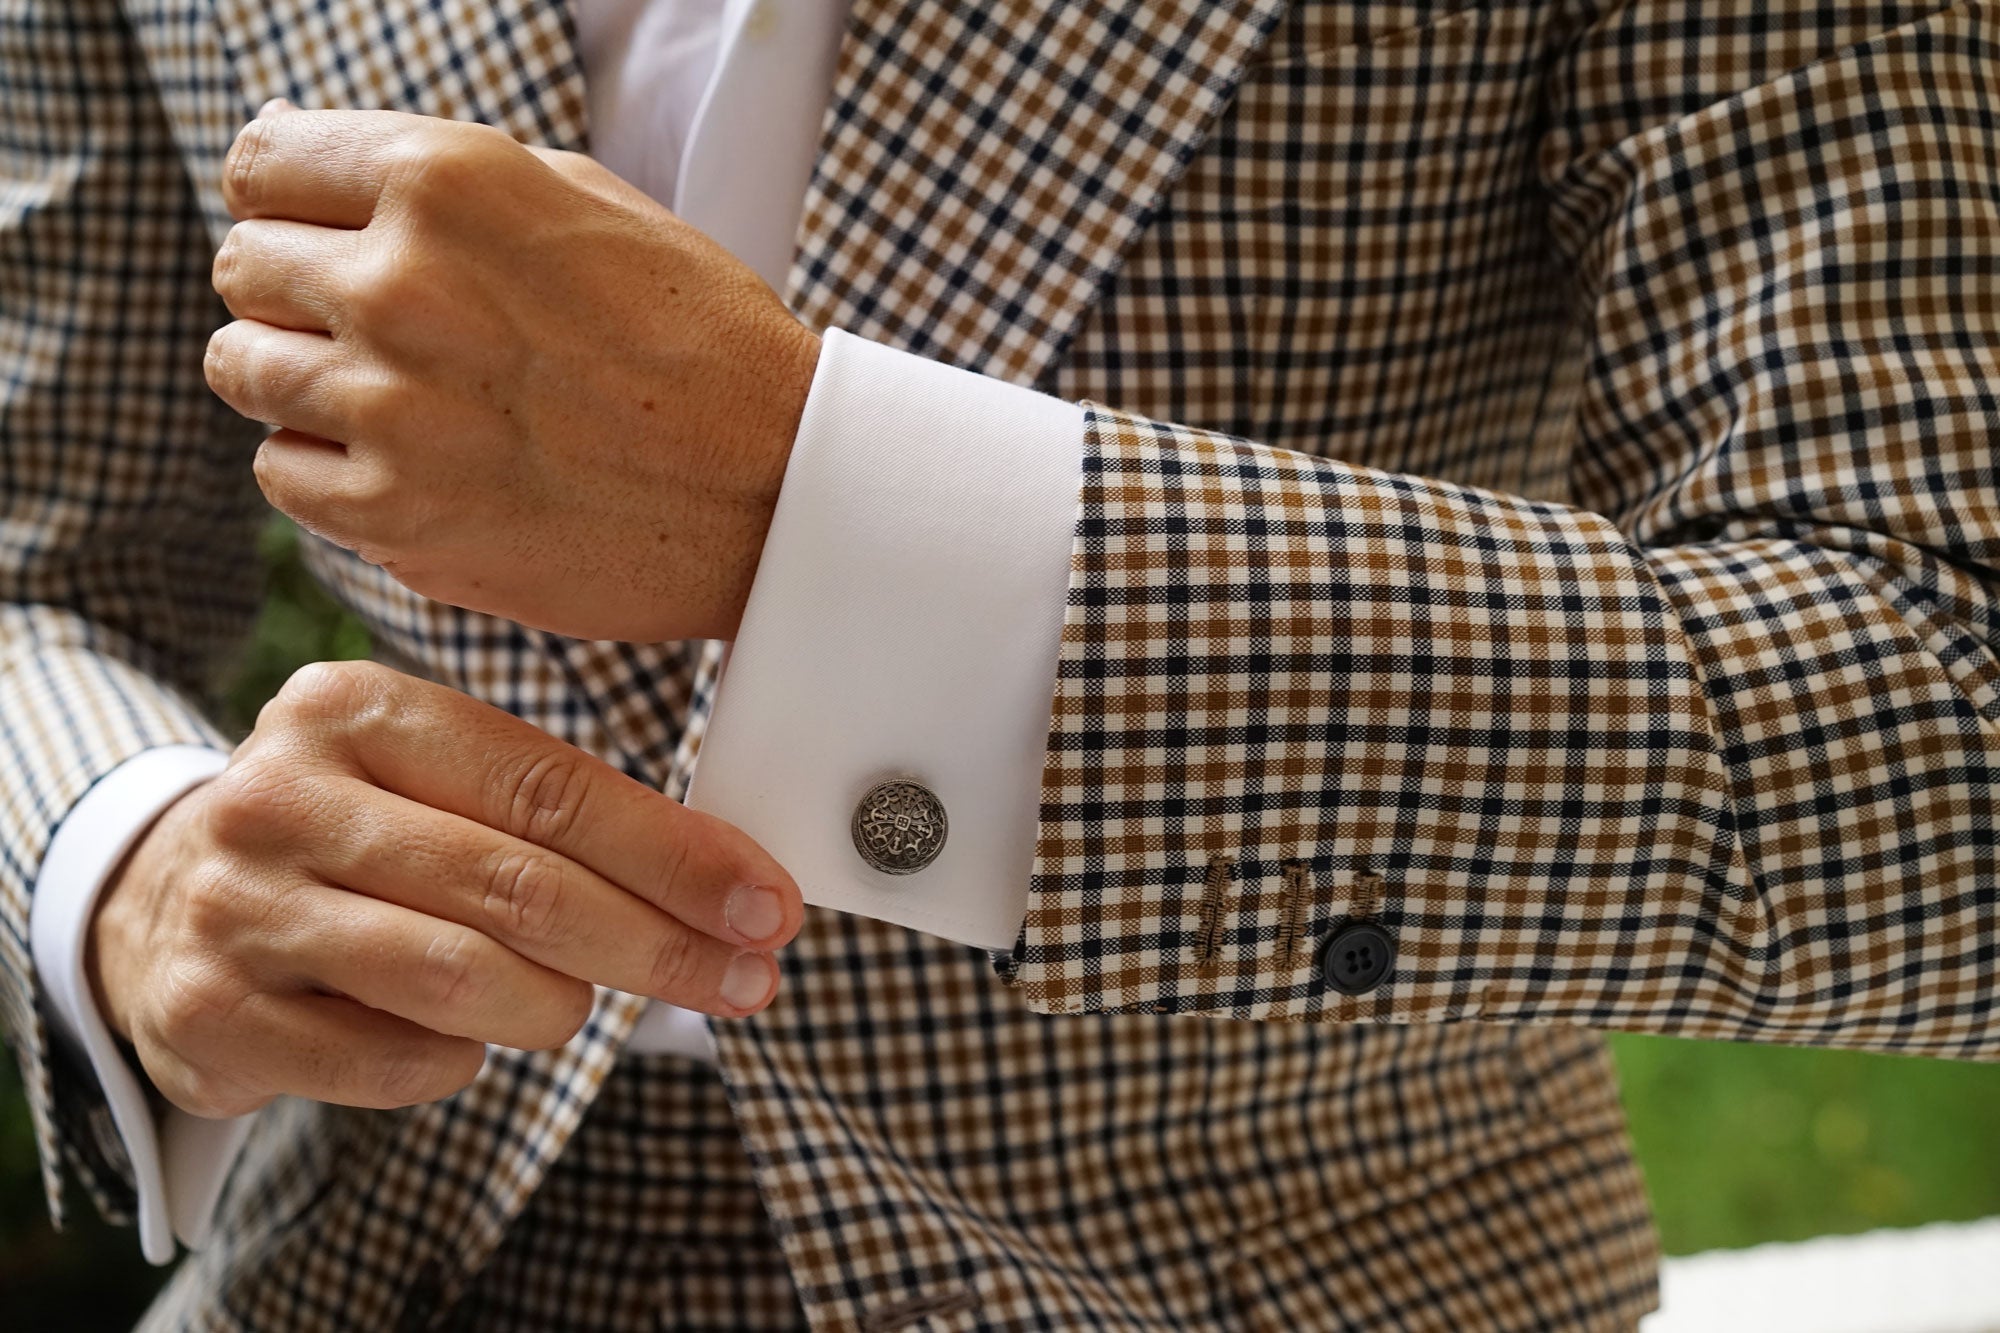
[851,779,947,875]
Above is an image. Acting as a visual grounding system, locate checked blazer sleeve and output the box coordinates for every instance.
[1007,1,2000,1057]
[1,0,266,1225]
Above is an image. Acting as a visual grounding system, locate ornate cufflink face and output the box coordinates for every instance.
[851,780,948,875]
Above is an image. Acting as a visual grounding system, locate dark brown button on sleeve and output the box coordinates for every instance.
[1315,920,1395,995]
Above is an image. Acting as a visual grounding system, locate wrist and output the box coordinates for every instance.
[88,780,209,1044]
[708,322,821,639]
[749,322,820,513]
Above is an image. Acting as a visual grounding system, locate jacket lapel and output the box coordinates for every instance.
[787,0,1289,386]
[120,0,589,244]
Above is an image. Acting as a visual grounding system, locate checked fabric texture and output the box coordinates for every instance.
[1009,0,2000,1054]
[0,0,1993,1331]
[377,1054,808,1333]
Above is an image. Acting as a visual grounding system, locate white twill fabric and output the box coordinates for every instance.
[4,1,1996,1331]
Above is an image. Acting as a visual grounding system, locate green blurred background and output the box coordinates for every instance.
[6,519,1999,1327]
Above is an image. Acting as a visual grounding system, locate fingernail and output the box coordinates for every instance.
[720,953,774,1011]
[725,886,786,944]
[256,97,294,118]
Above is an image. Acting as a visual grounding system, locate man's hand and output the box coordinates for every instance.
[89,661,802,1119]
[204,104,821,643]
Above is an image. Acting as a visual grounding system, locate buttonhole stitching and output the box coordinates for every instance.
[1277,860,1316,963]
[1194,852,1234,970]
[1349,870,1384,920]
[861,1287,980,1331]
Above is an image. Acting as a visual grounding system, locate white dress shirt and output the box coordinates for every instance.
[29,0,1080,1263]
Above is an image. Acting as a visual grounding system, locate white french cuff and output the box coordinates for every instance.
[29,743,256,1266]
[686,329,1083,951]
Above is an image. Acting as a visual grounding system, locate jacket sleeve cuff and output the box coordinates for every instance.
[30,744,255,1265]
[687,329,1082,952]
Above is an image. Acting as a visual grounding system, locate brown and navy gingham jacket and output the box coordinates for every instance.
[4,0,1996,1328]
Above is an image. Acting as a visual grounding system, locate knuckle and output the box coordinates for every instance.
[276,658,386,720]
[342,378,407,447]
[504,751,590,846]
[207,329,296,422]
[533,144,585,176]
[204,326,244,399]
[374,1048,443,1107]
[177,856,247,936]
[482,849,567,941]
[383,130,473,211]
[267,660,405,758]
[346,459,413,531]
[153,957,247,1053]
[201,762,299,847]
[417,929,486,1017]
[379,135,437,197]
[447,120,519,166]
[224,118,272,210]
[337,807,400,880]
[535,146,613,197]
[211,229,244,299]
[344,253,416,334]
[249,438,293,509]
[382,132,442,189]
[653,832,691,902]
[643,928,699,1000]
[385,123,520,219]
